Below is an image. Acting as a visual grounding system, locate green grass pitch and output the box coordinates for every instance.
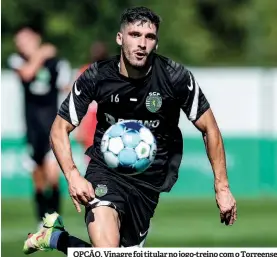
[2,198,277,257]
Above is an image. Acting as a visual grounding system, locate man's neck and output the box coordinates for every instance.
[119,55,152,79]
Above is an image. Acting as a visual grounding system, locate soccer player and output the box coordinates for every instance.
[75,41,109,161]
[23,7,237,254]
[8,27,72,227]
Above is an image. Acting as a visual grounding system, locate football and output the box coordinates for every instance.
[100,120,157,175]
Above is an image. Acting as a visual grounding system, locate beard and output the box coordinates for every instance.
[121,44,154,70]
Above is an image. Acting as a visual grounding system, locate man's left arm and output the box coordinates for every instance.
[194,108,237,226]
[173,66,237,226]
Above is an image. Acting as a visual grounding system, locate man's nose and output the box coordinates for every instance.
[138,37,146,49]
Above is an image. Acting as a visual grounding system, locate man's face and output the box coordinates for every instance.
[14,29,41,57]
[117,21,158,68]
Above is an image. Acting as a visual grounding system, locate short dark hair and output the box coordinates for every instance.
[15,25,42,36]
[120,6,161,31]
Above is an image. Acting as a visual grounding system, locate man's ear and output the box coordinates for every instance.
[155,37,159,51]
[116,32,122,46]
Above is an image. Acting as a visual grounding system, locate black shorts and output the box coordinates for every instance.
[84,161,160,247]
[25,105,57,165]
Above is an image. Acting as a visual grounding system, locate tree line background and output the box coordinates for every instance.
[2,0,277,68]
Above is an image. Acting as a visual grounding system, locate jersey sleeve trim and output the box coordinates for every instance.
[58,110,77,127]
[168,60,211,122]
[57,91,78,127]
[187,71,199,121]
[69,84,79,126]
[57,62,98,127]
[193,101,210,122]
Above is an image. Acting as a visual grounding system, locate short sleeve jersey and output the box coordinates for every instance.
[58,54,210,192]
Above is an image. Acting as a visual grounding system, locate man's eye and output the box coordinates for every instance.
[147,35,156,40]
[131,33,140,37]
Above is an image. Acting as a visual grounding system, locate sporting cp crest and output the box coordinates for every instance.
[145,92,162,113]
[95,184,108,197]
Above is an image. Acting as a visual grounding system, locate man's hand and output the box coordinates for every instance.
[215,185,237,226]
[67,169,95,212]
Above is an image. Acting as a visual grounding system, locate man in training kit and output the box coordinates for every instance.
[23,7,237,254]
[8,27,72,227]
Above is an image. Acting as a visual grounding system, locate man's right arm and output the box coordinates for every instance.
[50,116,77,181]
[50,115,94,212]
[50,64,98,211]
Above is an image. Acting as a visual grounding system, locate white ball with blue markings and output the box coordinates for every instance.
[101,120,157,175]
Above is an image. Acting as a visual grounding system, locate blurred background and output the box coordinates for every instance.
[1,0,277,256]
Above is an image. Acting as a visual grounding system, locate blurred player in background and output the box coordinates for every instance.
[8,26,72,227]
[23,7,237,254]
[75,41,109,163]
